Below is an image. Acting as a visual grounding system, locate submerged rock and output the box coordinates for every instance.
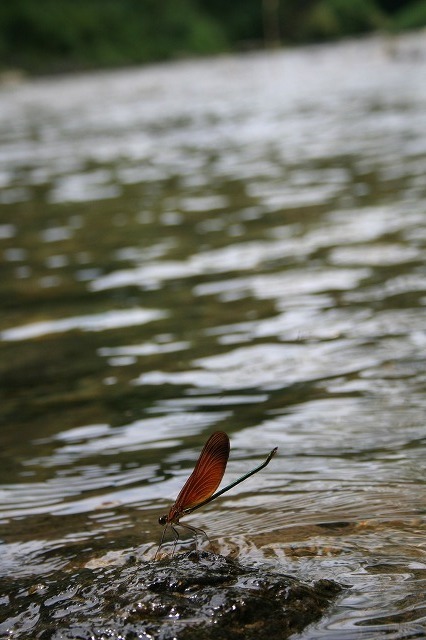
[0,550,341,639]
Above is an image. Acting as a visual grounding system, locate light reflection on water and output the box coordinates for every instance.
[0,32,426,638]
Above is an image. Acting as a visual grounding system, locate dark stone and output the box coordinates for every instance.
[0,551,342,639]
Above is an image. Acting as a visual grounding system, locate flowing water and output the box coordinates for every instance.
[1,32,426,638]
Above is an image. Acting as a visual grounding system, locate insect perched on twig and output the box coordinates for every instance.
[155,431,277,559]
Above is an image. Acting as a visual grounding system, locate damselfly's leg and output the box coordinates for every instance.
[178,521,210,551]
[154,523,169,561]
[171,525,180,557]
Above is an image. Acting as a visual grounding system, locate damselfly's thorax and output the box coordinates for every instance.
[158,504,182,526]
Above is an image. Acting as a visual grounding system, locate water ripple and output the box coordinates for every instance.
[1,308,166,341]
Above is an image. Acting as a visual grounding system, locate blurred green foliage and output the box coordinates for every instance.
[301,0,386,40]
[390,0,426,29]
[0,0,424,75]
[0,0,225,73]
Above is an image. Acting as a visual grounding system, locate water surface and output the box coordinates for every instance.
[1,32,426,638]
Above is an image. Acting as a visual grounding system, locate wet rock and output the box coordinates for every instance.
[0,551,341,639]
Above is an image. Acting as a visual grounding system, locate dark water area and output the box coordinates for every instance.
[0,32,426,638]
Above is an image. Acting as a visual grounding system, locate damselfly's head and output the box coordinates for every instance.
[158,514,168,526]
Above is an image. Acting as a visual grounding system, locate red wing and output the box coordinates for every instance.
[174,431,230,512]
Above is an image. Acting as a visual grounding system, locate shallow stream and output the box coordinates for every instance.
[1,32,426,638]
